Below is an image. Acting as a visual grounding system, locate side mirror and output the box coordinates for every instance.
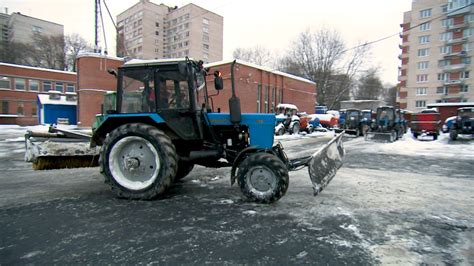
[107,68,117,77]
[214,71,224,90]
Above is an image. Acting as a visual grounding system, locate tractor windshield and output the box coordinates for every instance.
[459,108,474,118]
[120,68,190,113]
[347,110,359,119]
[362,112,372,120]
[377,109,394,121]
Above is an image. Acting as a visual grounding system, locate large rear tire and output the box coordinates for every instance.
[99,123,177,199]
[237,153,289,204]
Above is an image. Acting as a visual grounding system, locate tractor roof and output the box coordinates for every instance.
[121,58,196,68]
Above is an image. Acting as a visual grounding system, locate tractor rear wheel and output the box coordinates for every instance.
[99,123,177,199]
[174,161,194,181]
[237,153,289,203]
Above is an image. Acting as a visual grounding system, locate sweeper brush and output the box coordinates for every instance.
[25,127,100,170]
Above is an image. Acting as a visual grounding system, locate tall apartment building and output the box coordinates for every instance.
[116,0,223,62]
[398,0,474,111]
[7,12,63,43]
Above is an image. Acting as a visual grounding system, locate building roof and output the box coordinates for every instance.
[123,57,192,67]
[38,94,77,106]
[77,52,124,61]
[427,102,474,107]
[0,62,76,75]
[10,12,63,27]
[205,59,316,85]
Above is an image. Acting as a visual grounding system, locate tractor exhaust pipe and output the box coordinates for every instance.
[229,60,241,125]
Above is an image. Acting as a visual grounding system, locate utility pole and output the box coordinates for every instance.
[94,0,100,52]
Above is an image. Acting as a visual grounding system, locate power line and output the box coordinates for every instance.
[342,2,474,53]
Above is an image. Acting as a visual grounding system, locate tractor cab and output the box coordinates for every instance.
[450,107,474,140]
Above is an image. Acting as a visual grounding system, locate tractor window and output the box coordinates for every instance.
[157,79,189,109]
[121,69,155,113]
[459,109,474,118]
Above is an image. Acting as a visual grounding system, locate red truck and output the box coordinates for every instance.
[411,109,441,140]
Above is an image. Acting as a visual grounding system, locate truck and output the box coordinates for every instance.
[25,58,344,203]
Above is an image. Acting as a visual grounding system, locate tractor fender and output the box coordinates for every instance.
[91,114,167,147]
[230,146,265,186]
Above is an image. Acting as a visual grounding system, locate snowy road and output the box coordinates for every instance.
[0,126,473,264]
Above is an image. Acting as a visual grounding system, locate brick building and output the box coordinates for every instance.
[0,63,76,125]
[76,53,124,127]
[204,60,316,114]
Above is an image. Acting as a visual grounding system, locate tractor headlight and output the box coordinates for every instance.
[350,117,355,120]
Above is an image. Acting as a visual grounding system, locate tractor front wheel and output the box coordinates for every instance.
[291,122,300,135]
[99,123,177,199]
[450,129,458,141]
[237,153,289,203]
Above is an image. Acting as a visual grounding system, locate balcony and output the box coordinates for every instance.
[447,36,469,44]
[444,79,465,85]
[443,63,468,72]
[447,22,468,30]
[447,5,473,16]
[444,50,469,58]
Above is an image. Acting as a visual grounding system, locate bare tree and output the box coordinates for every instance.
[278,28,370,109]
[232,46,273,67]
[65,33,92,71]
[383,84,397,107]
[355,68,384,100]
[31,34,66,70]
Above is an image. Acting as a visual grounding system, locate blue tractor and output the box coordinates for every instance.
[27,59,344,203]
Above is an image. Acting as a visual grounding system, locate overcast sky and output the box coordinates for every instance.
[1,0,413,84]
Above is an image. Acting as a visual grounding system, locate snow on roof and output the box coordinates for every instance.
[76,52,124,61]
[427,102,474,107]
[0,62,76,75]
[340,100,385,103]
[277,103,298,110]
[204,59,316,85]
[38,94,77,106]
[124,58,194,67]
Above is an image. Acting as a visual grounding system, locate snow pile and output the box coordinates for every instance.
[355,131,474,158]
[274,130,334,141]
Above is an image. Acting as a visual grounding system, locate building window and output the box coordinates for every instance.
[460,85,469,92]
[203,25,209,33]
[420,8,432,18]
[416,100,426,108]
[32,106,37,117]
[461,71,470,79]
[155,31,159,36]
[441,4,448,13]
[460,98,469,102]
[465,14,474,23]
[464,28,474,37]
[441,18,453,27]
[420,22,431,31]
[264,85,269,113]
[29,80,39,91]
[418,48,429,57]
[419,35,430,44]
[1,101,8,114]
[440,46,452,54]
[32,25,43,33]
[416,87,427,95]
[203,34,209,42]
[440,32,453,41]
[417,61,429,70]
[15,78,25,91]
[438,59,450,67]
[416,74,428,83]
[203,18,209,25]
[43,81,52,92]
[437,86,448,95]
[0,76,11,89]
[66,84,75,92]
[203,44,209,51]
[438,73,449,81]
[55,82,64,92]
[17,102,24,116]
[257,84,261,113]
